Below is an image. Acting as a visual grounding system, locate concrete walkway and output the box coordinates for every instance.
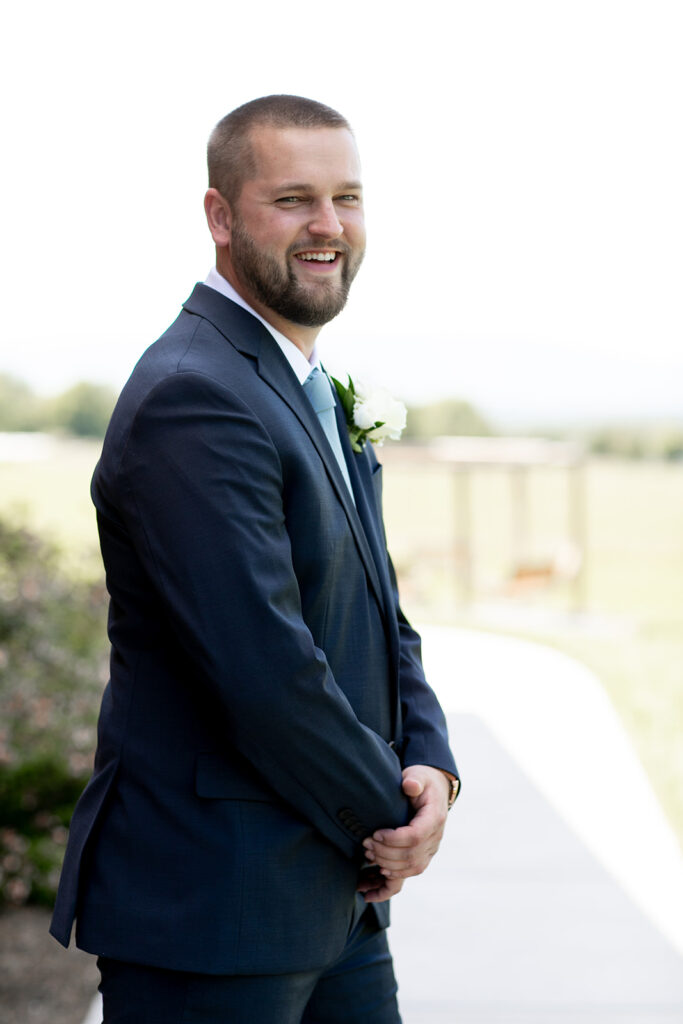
[391,626,683,1023]
[82,626,683,1023]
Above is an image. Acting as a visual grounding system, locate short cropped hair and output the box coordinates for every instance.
[207,95,352,206]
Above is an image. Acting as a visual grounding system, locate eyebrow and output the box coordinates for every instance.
[273,181,363,193]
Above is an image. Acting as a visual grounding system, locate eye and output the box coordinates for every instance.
[276,196,304,205]
[337,194,361,204]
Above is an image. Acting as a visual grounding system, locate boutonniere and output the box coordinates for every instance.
[331,375,407,453]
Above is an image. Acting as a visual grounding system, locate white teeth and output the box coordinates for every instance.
[297,252,337,261]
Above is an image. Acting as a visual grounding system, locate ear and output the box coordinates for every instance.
[204,188,232,247]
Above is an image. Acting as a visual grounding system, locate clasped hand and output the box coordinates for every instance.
[356,765,450,903]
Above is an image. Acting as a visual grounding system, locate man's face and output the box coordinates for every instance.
[226,126,365,327]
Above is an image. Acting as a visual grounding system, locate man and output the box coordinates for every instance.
[51,95,459,1023]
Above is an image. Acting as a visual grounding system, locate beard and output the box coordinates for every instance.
[230,218,364,327]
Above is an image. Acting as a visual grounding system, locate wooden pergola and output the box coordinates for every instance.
[388,436,587,610]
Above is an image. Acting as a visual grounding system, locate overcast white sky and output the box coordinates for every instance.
[2,0,681,424]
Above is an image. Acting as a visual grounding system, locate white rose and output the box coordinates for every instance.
[352,382,407,444]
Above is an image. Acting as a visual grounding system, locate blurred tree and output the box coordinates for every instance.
[0,518,108,906]
[47,382,116,437]
[404,398,493,441]
[661,434,683,461]
[587,423,683,461]
[590,428,645,459]
[0,374,44,431]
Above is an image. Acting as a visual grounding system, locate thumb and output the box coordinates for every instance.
[402,775,424,799]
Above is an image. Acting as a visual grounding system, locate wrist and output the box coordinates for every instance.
[438,769,460,809]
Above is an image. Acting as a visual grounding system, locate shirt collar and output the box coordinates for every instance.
[204,267,317,385]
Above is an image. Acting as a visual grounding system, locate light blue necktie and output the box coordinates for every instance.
[302,368,355,502]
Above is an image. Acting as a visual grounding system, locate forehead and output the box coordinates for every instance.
[245,125,362,191]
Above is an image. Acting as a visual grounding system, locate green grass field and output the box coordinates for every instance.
[380,451,683,851]
[2,437,681,849]
[0,436,102,575]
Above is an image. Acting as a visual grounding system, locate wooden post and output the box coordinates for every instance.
[510,465,529,573]
[454,467,473,606]
[569,459,587,613]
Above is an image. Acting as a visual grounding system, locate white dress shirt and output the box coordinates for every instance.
[204,267,318,384]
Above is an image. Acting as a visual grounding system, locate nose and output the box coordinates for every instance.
[307,199,343,239]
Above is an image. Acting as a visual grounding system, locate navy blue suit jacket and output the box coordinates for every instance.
[50,284,458,975]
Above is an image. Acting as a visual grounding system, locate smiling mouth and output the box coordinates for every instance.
[294,251,340,263]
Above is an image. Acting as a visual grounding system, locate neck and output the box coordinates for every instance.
[216,260,321,360]
[244,296,321,361]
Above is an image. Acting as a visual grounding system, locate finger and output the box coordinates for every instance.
[380,845,441,875]
[373,799,446,842]
[366,843,428,865]
[362,876,404,903]
[367,838,441,870]
[369,821,430,846]
[372,841,441,872]
[368,819,436,848]
[364,842,424,867]
[378,863,431,880]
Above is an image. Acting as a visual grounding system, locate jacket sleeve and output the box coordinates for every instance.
[362,442,459,781]
[107,371,411,858]
[390,556,459,780]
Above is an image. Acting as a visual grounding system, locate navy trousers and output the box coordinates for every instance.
[97,901,402,1024]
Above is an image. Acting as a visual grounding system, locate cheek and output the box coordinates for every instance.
[265,220,304,254]
[246,209,291,243]
[346,214,366,248]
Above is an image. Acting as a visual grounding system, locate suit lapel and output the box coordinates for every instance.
[182,285,386,612]
[338,412,401,736]
[337,404,397,633]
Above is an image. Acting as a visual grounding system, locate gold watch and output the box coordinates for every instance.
[441,770,460,810]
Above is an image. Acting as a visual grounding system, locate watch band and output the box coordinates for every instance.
[440,770,460,809]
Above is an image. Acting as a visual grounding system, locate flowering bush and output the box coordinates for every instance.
[0,518,108,906]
